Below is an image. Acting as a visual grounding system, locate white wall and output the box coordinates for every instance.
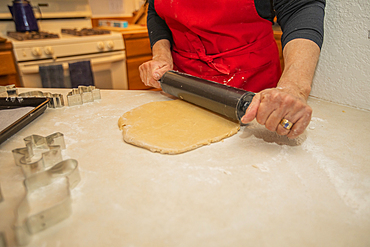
[88,0,145,17]
[311,0,370,110]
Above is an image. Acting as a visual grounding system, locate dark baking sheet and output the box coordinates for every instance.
[0,97,49,145]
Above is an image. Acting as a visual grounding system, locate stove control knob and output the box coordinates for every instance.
[106,40,114,49]
[44,46,54,55]
[32,47,42,57]
[97,42,105,51]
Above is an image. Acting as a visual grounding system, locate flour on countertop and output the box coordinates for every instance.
[302,136,370,215]
[307,117,328,131]
[251,145,290,172]
[311,117,327,122]
[27,177,69,215]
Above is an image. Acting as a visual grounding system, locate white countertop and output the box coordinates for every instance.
[0,89,370,246]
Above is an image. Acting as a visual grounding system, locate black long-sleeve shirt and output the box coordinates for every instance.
[147,0,325,50]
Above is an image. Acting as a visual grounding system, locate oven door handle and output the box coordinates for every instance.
[20,54,126,74]
[90,53,126,65]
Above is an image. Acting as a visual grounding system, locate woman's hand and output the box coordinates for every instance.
[241,86,312,138]
[241,38,321,138]
[139,39,173,88]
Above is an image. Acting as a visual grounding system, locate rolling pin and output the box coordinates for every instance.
[160,70,255,122]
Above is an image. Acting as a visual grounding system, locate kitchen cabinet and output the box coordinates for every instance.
[122,31,153,90]
[0,41,21,87]
[273,25,284,71]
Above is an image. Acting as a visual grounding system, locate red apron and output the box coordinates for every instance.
[155,0,281,92]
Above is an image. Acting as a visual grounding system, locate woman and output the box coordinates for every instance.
[139,0,325,138]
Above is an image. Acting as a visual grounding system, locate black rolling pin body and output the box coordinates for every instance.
[160,71,255,122]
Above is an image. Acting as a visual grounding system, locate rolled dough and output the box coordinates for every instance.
[118,99,240,154]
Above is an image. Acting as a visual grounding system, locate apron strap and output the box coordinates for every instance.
[174,31,275,75]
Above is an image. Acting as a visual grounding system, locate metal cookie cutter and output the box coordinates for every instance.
[67,85,101,106]
[11,132,80,246]
[18,91,64,108]
[14,159,80,246]
[12,132,66,177]
[0,84,18,97]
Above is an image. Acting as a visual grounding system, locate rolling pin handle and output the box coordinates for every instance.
[236,91,255,121]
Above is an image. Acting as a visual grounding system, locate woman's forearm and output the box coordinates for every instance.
[278,38,321,100]
[152,39,172,61]
[139,39,173,88]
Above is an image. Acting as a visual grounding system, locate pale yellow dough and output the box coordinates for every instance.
[118,99,240,154]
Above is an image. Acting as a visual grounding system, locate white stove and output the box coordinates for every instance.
[8,29,125,62]
[0,0,128,90]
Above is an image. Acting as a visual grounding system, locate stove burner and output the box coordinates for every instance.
[61,28,111,36]
[7,31,60,41]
